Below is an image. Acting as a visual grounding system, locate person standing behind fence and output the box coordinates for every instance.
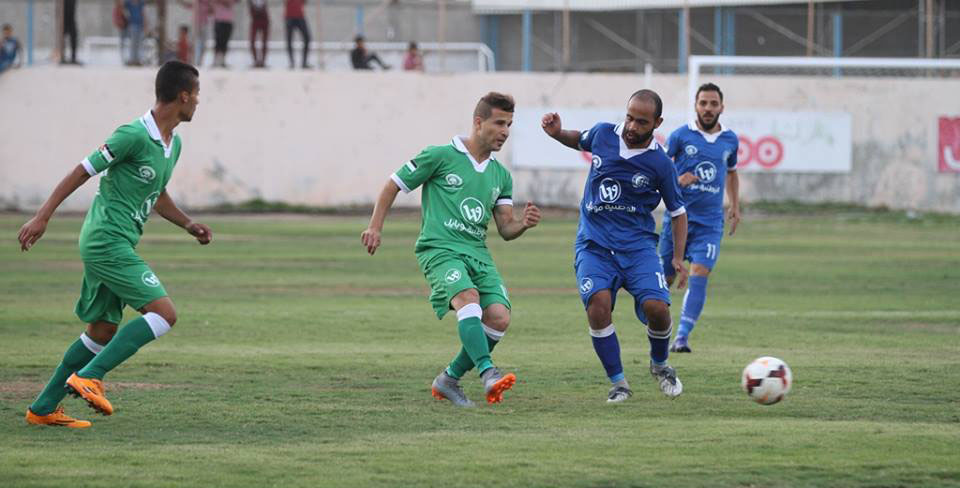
[284,0,311,69]
[61,0,81,65]
[177,25,192,63]
[178,0,213,67]
[212,0,236,68]
[118,0,146,66]
[0,24,22,74]
[113,1,128,64]
[249,0,269,68]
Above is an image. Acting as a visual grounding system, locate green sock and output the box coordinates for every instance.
[446,335,500,379]
[456,308,493,375]
[77,316,162,380]
[29,336,98,415]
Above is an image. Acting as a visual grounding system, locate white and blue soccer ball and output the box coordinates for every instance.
[741,356,792,405]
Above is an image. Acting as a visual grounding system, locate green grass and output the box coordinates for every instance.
[1,212,958,488]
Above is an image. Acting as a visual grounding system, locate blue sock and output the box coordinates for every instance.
[648,324,672,366]
[590,324,624,383]
[679,275,709,339]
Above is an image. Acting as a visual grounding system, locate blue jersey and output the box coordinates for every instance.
[665,123,739,228]
[576,122,686,252]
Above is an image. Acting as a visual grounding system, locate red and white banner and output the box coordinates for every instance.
[938,117,960,173]
[512,108,852,173]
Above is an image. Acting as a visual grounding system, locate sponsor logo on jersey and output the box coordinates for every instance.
[631,173,649,189]
[445,173,464,188]
[132,191,161,225]
[598,178,621,203]
[685,145,699,156]
[459,197,485,224]
[444,268,462,284]
[579,277,594,294]
[695,161,717,184]
[141,271,161,288]
[134,165,157,183]
[592,155,602,170]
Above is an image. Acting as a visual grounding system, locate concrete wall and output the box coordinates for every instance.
[2,67,958,212]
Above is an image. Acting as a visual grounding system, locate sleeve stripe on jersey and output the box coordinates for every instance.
[495,198,513,207]
[390,173,412,194]
[669,206,687,218]
[99,144,115,163]
[405,161,417,172]
[578,130,588,150]
[727,167,737,172]
[81,158,98,176]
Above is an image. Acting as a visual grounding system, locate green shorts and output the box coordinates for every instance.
[420,251,511,320]
[74,246,168,324]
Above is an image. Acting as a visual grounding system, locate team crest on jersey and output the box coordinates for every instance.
[459,197,484,224]
[631,173,650,189]
[591,155,602,170]
[695,161,718,183]
[685,145,699,156]
[598,178,621,203]
[444,269,462,284]
[579,278,594,294]
[445,173,463,188]
[135,165,157,183]
[141,271,161,288]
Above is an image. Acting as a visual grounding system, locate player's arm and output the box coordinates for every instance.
[361,179,401,255]
[670,212,689,289]
[493,202,540,241]
[725,170,741,236]
[154,190,212,245]
[17,164,91,251]
[541,112,583,150]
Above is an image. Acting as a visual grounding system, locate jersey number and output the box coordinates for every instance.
[655,272,668,290]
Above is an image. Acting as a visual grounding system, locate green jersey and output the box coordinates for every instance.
[78,111,181,258]
[392,136,514,267]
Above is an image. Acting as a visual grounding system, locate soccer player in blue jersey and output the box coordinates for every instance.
[542,89,689,402]
[659,83,741,353]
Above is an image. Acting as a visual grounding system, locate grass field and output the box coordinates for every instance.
[1,211,958,487]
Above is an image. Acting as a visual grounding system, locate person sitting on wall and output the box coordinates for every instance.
[403,41,423,72]
[350,35,390,70]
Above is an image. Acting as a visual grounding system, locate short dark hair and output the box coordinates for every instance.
[354,35,365,43]
[155,61,199,103]
[2,24,11,31]
[179,24,189,33]
[696,82,723,102]
[628,89,663,118]
[474,92,515,120]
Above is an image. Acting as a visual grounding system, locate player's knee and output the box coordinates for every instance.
[690,264,711,277]
[485,311,511,331]
[586,293,613,328]
[451,289,480,309]
[644,301,671,330]
[87,321,118,345]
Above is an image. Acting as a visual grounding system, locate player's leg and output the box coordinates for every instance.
[425,258,481,407]
[67,254,173,415]
[672,226,721,352]
[624,248,682,398]
[577,244,630,402]
[26,267,124,427]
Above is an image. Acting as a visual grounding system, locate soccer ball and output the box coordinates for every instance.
[741,356,792,405]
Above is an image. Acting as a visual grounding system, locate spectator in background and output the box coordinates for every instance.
[113,0,128,64]
[350,35,389,70]
[0,24,22,74]
[284,0,311,69]
[249,0,269,68]
[61,0,82,65]
[119,0,146,66]
[212,0,236,68]
[403,41,423,72]
[179,0,213,67]
[177,24,192,63]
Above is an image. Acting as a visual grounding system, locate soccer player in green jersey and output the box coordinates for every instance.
[361,92,541,407]
[19,61,210,427]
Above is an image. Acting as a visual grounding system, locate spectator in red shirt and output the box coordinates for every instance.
[249,0,269,68]
[403,42,423,72]
[177,24,192,63]
[285,0,311,69]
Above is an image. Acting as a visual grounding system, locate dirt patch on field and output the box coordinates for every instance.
[0,380,173,398]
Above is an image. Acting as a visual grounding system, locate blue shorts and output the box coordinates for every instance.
[574,240,671,325]
[659,220,724,275]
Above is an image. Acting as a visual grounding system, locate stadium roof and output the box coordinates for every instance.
[472,0,866,13]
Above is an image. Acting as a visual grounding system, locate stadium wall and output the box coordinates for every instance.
[2,67,958,212]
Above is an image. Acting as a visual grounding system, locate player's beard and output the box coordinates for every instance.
[697,113,719,131]
[625,128,655,148]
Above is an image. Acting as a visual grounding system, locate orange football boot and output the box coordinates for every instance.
[25,406,92,428]
[65,373,114,415]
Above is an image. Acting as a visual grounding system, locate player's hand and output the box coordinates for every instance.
[727,206,741,236]
[672,257,689,290]
[678,172,699,187]
[186,222,213,245]
[521,202,541,229]
[541,112,562,138]
[17,216,49,252]
[361,228,382,255]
